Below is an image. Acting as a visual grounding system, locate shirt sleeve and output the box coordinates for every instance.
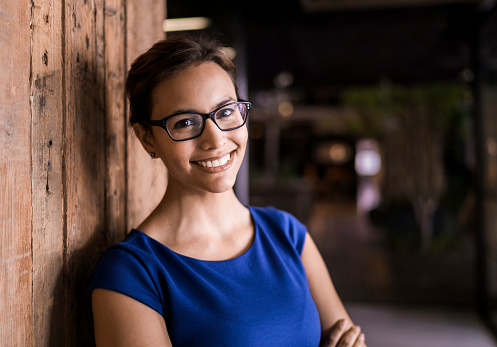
[261,206,308,255]
[90,246,164,316]
[280,210,308,255]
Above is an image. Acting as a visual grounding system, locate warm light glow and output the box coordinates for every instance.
[329,144,347,162]
[315,142,352,164]
[163,17,212,32]
[278,101,293,117]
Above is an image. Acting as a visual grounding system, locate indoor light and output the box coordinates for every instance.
[163,17,212,32]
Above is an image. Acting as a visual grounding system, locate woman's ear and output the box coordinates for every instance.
[132,123,156,155]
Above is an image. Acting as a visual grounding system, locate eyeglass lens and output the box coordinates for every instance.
[166,102,248,141]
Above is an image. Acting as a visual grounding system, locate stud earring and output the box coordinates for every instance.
[149,152,156,159]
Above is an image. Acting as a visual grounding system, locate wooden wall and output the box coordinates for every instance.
[0,0,167,346]
[0,3,33,345]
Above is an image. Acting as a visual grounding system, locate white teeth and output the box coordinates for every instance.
[197,153,231,168]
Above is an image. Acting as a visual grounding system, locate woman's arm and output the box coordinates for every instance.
[92,288,172,347]
[301,233,366,346]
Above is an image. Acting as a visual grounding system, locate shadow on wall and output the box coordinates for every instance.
[49,232,106,347]
[47,49,113,346]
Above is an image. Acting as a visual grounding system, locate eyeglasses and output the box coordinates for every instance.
[143,101,251,141]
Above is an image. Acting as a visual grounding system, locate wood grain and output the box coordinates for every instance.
[63,0,106,345]
[0,2,33,346]
[104,0,127,245]
[30,0,65,345]
[0,1,167,345]
[126,0,167,231]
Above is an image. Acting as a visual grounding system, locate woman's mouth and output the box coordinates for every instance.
[195,151,233,168]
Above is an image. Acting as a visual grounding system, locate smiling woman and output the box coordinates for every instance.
[89,33,366,347]
[133,61,248,195]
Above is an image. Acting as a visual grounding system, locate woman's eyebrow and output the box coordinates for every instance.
[170,97,236,115]
[213,97,236,110]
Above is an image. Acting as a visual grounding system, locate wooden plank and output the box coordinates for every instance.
[30,0,65,345]
[104,0,127,245]
[0,2,33,346]
[126,0,167,231]
[63,0,107,345]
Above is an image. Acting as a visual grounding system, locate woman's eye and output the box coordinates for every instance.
[173,118,196,129]
[218,108,235,118]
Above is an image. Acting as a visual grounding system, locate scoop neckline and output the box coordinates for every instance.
[129,206,258,263]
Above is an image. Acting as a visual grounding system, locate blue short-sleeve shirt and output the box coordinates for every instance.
[90,206,321,346]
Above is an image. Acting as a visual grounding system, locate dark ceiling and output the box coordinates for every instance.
[167,0,496,103]
[245,6,473,87]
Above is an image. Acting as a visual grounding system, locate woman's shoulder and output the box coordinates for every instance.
[93,230,162,278]
[90,230,165,316]
[248,205,308,254]
[249,205,305,228]
[105,229,153,254]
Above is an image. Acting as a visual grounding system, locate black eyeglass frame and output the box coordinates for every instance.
[142,101,251,142]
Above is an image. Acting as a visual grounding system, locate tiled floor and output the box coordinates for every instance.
[345,303,496,347]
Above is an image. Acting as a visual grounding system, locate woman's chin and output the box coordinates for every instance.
[202,178,237,194]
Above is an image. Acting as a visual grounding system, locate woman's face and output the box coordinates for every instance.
[144,62,248,195]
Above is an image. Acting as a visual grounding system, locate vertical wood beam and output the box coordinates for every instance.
[0,2,33,346]
[104,0,127,245]
[63,0,106,345]
[30,0,65,345]
[126,0,167,230]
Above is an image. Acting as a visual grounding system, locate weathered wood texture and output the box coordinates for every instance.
[0,2,34,347]
[126,0,167,231]
[104,0,127,246]
[30,0,65,346]
[62,0,107,345]
[0,0,166,346]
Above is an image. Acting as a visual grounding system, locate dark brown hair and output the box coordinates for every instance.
[126,33,239,126]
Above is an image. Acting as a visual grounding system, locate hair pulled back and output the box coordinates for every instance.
[126,33,239,126]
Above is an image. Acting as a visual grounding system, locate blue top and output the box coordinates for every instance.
[90,206,321,346]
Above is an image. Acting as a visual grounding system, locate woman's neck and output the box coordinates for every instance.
[135,177,254,261]
[164,182,243,216]
[142,179,248,239]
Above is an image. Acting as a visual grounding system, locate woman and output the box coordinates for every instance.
[91,34,366,347]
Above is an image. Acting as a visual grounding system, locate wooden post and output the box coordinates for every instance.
[104,0,127,246]
[0,2,33,346]
[30,0,65,345]
[126,0,167,231]
[62,0,107,344]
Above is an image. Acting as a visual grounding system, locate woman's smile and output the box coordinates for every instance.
[193,151,235,173]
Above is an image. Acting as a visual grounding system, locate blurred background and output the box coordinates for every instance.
[165,1,497,345]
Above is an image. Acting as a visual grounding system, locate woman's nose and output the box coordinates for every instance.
[199,119,226,150]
